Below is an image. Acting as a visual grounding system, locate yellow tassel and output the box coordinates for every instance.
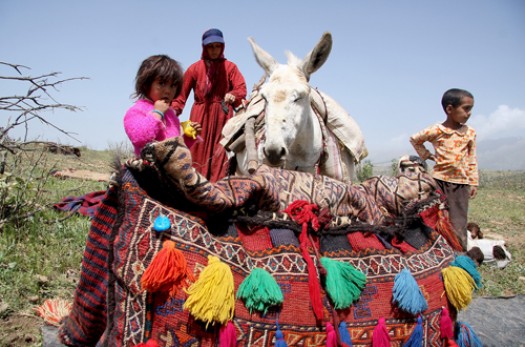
[184,255,235,327]
[442,266,475,311]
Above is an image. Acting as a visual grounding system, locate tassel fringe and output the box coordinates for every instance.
[141,240,195,296]
[450,255,482,289]
[392,269,428,315]
[35,298,72,326]
[402,316,423,347]
[237,268,283,315]
[456,321,483,347]
[219,321,237,347]
[442,266,475,311]
[321,257,366,309]
[184,255,235,327]
[372,317,390,347]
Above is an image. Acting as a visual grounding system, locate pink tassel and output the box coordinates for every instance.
[220,321,237,347]
[440,306,454,340]
[372,317,390,347]
[325,322,338,347]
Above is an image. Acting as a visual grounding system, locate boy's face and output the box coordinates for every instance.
[446,96,474,125]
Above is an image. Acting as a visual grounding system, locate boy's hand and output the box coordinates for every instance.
[470,186,478,199]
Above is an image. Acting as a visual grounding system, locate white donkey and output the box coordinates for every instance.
[222,32,367,181]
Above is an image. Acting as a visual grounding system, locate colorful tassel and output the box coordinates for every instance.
[338,321,353,346]
[442,266,475,311]
[445,340,460,347]
[274,324,288,347]
[456,321,483,347]
[392,268,428,315]
[440,306,454,340]
[450,255,482,289]
[134,340,160,347]
[284,200,324,321]
[219,321,237,347]
[372,317,390,347]
[435,209,463,251]
[320,257,367,309]
[237,268,283,315]
[325,322,338,347]
[183,255,235,327]
[402,316,423,347]
[35,298,72,326]
[141,240,195,297]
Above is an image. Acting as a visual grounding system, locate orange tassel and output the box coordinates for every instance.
[435,209,463,251]
[141,240,195,296]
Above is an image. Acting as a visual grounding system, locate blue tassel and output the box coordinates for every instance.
[392,269,428,315]
[402,316,423,347]
[456,321,483,347]
[338,321,353,346]
[275,324,288,347]
[451,255,483,289]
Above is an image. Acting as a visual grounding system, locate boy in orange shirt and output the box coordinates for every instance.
[410,88,478,251]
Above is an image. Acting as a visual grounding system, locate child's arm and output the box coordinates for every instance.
[171,66,196,116]
[124,102,165,155]
[409,126,436,161]
[467,128,479,198]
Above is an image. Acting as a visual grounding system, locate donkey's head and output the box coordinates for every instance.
[249,33,332,168]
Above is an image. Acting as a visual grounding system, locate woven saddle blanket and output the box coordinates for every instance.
[59,137,459,347]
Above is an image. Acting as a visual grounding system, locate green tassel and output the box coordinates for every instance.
[320,257,367,309]
[237,268,283,314]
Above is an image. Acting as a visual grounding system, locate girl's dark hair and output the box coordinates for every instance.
[441,88,474,111]
[134,55,184,99]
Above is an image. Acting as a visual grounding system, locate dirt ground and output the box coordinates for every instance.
[1,314,42,346]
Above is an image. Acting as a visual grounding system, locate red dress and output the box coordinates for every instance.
[172,57,246,182]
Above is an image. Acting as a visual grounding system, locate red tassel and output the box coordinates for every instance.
[372,317,390,347]
[445,339,459,347]
[141,240,195,296]
[440,306,454,340]
[325,322,338,347]
[220,321,237,347]
[134,339,160,347]
[284,201,324,321]
[435,209,463,251]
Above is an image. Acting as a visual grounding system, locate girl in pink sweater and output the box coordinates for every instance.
[124,55,201,157]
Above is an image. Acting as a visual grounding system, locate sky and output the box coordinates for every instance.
[2,1,525,169]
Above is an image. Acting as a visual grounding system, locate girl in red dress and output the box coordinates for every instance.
[172,28,247,182]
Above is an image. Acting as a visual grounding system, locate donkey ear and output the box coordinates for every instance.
[248,37,278,75]
[302,32,332,80]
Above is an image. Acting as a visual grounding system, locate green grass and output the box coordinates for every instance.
[0,148,524,345]
[469,170,525,296]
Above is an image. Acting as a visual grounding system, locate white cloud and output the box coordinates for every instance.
[470,105,525,140]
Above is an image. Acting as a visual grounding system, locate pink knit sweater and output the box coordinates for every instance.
[124,99,195,156]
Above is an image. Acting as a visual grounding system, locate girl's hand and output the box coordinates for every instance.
[191,122,202,136]
[154,99,170,114]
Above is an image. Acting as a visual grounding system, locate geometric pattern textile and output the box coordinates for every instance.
[60,167,455,346]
